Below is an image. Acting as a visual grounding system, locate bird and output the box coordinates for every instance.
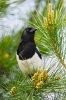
[16,27,43,75]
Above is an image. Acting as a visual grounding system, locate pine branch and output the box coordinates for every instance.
[49,32,66,69]
[28,2,66,69]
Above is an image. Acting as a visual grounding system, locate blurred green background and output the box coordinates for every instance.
[0,0,66,100]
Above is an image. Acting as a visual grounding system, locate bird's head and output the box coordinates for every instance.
[21,27,37,42]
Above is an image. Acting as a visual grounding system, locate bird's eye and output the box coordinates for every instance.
[26,29,30,32]
[29,29,32,32]
[26,28,32,32]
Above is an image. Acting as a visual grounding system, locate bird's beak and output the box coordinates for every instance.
[30,28,37,33]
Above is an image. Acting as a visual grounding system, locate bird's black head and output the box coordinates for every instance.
[21,27,37,42]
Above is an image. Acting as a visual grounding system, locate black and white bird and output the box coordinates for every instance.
[16,27,43,75]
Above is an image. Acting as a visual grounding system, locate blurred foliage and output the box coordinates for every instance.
[0,0,8,13]
[0,0,66,100]
[0,0,25,16]
[0,29,22,74]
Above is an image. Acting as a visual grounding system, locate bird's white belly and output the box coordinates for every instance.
[16,53,43,74]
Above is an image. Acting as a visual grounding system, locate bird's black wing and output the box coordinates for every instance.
[17,40,24,55]
[35,48,42,59]
[18,42,36,60]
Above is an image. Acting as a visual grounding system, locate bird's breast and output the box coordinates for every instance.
[16,53,43,74]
